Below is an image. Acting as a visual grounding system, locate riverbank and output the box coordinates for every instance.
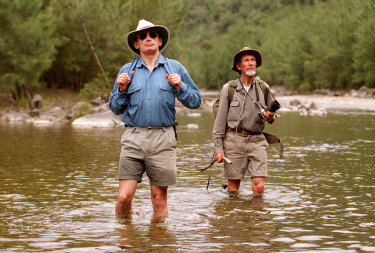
[1,87,375,127]
[277,95,375,111]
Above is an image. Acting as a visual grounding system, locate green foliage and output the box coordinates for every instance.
[182,0,375,90]
[79,73,111,100]
[0,0,57,100]
[353,0,375,87]
[1,0,374,98]
[72,103,92,121]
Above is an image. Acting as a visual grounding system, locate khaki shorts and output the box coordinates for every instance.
[223,131,268,179]
[118,126,177,186]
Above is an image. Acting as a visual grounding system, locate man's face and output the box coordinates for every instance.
[133,29,162,55]
[237,54,257,76]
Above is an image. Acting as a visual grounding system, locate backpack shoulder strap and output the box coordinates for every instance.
[227,80,237,105]
[128,58,139,82]
[163,56,173,75]
[258,80,275,103]
[162,56,179,93]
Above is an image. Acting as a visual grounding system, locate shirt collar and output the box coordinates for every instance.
[136,53,165,68]
[236,77,258,91]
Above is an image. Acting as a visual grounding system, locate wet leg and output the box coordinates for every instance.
[251,176,265,194]
[150,185,168,219]
[227,179,241,193]
[116,179,138,218]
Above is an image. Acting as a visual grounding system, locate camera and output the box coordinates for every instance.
[258,100,280,119]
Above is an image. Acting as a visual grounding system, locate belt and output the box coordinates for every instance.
[228,128,261,136]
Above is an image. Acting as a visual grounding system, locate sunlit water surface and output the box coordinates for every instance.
[1,110,374,252]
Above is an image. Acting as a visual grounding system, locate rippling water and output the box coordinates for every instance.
[0,110,374,252]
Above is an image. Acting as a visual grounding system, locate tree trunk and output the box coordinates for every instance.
[62,2,110,90]
[80,20,110,89]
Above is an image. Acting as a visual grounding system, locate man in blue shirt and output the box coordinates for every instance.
[109,19,201,220]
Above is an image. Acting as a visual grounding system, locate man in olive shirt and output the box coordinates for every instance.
[212,47,276,194]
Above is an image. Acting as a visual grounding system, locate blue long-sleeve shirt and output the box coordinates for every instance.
[109,54,202,128]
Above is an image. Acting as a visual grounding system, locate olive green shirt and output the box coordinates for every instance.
[212,78,275,153]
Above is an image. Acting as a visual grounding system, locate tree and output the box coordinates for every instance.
[0,0,58,101]
[353,0,375,88]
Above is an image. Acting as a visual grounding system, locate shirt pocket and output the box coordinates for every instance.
[159,82,175,106]
[127,84,142,106]
[227,99,241,121]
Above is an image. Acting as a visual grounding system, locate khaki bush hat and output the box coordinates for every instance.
[232,47,262,73]
[126,19,170,56]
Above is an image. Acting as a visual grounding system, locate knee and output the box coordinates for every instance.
[254,184,264,194]
[117,192,134,205]
[227,179,241,192]
[152,193,166,204]
[252,179,265,194]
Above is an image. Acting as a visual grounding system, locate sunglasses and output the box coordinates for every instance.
[138,31,158,40]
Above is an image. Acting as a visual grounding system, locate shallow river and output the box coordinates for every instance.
[1,110,374,252]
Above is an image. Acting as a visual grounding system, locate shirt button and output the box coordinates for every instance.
[148,110,151,113]
[148,98,151,101]
[148,86,151,89]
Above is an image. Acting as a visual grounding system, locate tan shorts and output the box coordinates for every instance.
[223,131,268,179]
[118,126,177,186]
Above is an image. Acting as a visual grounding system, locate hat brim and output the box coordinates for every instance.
[232,49,262,73]
[126,25,170,56]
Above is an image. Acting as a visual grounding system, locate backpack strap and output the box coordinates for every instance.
[163,56,173,75]
[257,80,282,158]
[258,80,275,104]
[162,56,179,93]
[127,58,139,84]
[227,80,237,107]
[228,79,273,105]
[162,56,178,139]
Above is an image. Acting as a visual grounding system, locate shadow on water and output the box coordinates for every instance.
[0,110,374,252]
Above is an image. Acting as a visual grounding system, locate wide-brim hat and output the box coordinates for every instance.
[126,19,170,56]
[232,47,262,73]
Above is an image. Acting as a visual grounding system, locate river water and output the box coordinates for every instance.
[1,109,374,252]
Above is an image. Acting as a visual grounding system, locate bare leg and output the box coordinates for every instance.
[227,179,241,193]
[116,179,138,218]
[251,176,265,194]
[150,185,168,219]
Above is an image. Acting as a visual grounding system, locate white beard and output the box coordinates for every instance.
[245,71,256,76]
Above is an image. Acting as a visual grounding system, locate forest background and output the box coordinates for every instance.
[1,0,374,103]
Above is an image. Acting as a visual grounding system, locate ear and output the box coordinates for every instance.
[236,63,241,72]
[158,37,163,47]
[133,40,139,50]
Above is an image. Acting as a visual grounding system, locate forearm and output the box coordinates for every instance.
[109,85,128,115]
[176,81,202,109]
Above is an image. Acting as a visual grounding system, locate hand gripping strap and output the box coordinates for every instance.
[127,58,139,83]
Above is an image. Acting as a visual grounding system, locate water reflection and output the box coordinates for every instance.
[116,218,177,252]
[1,111,375,252]
[206,194,273,252]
